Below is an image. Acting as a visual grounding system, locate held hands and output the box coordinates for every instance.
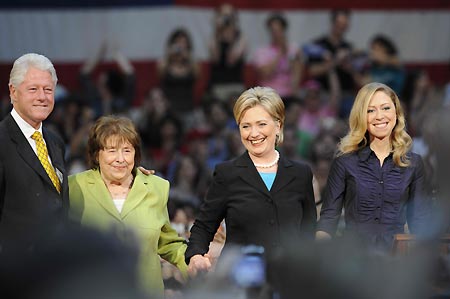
[188,254,212,277]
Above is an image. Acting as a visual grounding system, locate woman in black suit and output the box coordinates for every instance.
[185,86,316,287]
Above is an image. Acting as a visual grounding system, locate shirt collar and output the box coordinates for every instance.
[357,146,372,162]
[358,145,393,163]
[11,108,43,138]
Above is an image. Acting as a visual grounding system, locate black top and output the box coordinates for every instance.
[160,69,196,113]
[209,40,244,86]
[186,151,316,262]
[309,35,356,92]
[317,146,430,248]
[79,72,136,117]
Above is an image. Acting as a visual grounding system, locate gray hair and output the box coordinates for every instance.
[9,53,58,88]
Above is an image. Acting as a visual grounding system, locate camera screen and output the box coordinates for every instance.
[230,254,266,288]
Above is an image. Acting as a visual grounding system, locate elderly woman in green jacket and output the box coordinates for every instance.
[69,115,187,298]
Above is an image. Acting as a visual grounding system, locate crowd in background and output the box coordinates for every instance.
[1,4,448,297]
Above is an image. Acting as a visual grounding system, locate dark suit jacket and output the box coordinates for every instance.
[0,114,69,251]
[186,151,316,262]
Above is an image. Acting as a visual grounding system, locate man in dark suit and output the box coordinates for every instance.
[0,53,68,252]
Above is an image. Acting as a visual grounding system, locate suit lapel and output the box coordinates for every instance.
[270,155,295,194]
[235,152,271,198]
[121,172,148,218]
[86,170,122,221]
[6,115,55,190]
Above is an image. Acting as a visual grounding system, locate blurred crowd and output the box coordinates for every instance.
[1,4,449,298]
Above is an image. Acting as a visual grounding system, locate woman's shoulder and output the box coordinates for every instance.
[330,151,358,163]
[406,152,424,168]
[68,169,97,182]
[285,157,312,172]
[407,151,422,160]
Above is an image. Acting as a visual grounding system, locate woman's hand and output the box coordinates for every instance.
[188,254,212,277]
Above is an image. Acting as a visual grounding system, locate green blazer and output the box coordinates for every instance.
[69,169,187,297]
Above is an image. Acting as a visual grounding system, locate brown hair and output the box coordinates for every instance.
[87,116,141,170]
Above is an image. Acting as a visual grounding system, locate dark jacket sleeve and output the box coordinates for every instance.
[407,154,431,234]
[0,159,4,221]
[316,157,347,235]
[185,164,228,264]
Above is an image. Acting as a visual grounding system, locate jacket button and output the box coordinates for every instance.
[269,219,275,225]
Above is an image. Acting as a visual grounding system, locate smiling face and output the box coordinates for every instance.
[9,67,55,129]
[98,136,135,184]
[366,90,397,142]
[239,105,280,159]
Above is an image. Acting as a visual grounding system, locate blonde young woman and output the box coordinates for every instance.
[316,82,430,250]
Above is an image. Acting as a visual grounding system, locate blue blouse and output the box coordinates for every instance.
[317,146,430,248]
[259,172,276,190]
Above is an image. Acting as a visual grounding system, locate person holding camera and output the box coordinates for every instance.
[207,3,247,102]
[305,9,360,118]
[157,28,200,115]
[253,13,303,104]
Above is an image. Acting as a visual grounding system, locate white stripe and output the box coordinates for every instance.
[1,8,448,62]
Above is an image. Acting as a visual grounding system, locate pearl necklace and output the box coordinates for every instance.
[253,150,280,168]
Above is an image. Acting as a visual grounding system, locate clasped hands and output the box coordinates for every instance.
[187,254,213,277]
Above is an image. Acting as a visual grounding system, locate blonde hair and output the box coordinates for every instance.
[233,86,285,146]
[338,82,411,167]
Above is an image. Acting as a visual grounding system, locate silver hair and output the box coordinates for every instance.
[9,53,58,88]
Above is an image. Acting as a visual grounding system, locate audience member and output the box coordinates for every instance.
[0,225,145,299]
[363,34,406,95]
[208,3,247,102]
[297,78,339,137]
[158,28,200,115]
[305,9,359,117]
[253,13,302,102]
[80,40,136,117]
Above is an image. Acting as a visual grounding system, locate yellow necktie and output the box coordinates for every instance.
[31,131,61,193]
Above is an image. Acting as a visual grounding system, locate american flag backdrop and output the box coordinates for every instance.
[1,0,449,103]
